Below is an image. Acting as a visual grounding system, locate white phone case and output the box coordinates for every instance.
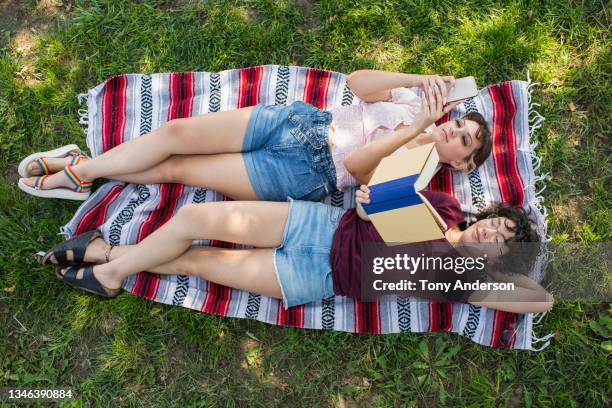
[446,76,478,102]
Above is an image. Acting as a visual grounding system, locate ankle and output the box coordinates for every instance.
[69,162,91,181]
[104,244,115,263]
[96,262,121,282]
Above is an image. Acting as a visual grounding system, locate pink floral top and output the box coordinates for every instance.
[328,87,436,190]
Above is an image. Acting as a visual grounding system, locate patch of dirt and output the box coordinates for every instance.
[64,337,99,382]
[294,0,315,15]
[294,0,323,34]
[3,167,19,184]
[0,0,29,42]
[1,0,71,49]
[551,197,585,224]
[1,0,74,84]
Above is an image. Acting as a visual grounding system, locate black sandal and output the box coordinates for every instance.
[56,265,121,298]
[40,230,102,266]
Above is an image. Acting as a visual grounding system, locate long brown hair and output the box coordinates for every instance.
[463,112,492,171]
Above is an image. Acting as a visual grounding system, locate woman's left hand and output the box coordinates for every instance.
[355,185,371,221]
[355,184,371,205]
[414,75,455,100]
[413,80,461,129]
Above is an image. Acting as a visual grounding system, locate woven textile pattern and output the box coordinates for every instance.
[64,65,547,350]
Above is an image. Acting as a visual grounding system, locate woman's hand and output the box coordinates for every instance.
[414,75,455,98]
[355,185,371,221]
[413,78,462,130]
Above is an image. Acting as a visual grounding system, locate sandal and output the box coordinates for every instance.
[63,165,93,193]
[39,230,102,266]
[17,144,83,178]
[29,150,86,176]
[18,164,92,200]
[31,157,51,176]
[56,264,121,298]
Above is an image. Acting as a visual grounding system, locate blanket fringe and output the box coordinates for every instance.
[58,225,71,239]
[525,71,551,241]
[525,72,554,351]
[77,93,89,134]
[530,311,554,351]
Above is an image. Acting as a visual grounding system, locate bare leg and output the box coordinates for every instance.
[21,107,254,189]
[109,246,282,300]
[109,154,258,200]
[60,201,289,291]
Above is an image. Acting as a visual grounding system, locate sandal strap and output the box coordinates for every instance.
[33,175,49,190]
[47,230,101,266]
[67,150,87,166]
[33,158,50,175]
[63,165,92,193]
[61,265,119,298]
[70,155,83,166]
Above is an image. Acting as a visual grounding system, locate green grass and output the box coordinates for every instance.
[0,0,610,406]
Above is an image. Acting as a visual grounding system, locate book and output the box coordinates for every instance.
[361,142,447,244]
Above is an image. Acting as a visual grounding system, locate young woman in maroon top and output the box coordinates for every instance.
[45,188,553,314]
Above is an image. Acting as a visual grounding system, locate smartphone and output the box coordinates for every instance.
[445,76,478,102]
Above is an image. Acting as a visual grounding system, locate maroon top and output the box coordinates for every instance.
[330,190,466,298]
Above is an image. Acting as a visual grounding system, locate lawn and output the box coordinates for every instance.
[0,0,610,406]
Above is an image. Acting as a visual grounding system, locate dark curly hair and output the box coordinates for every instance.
[463,112,492,172]
[472,203,540,243]
[464,204,541,274]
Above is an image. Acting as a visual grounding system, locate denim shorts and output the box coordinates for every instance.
[273,199,346,308]
[242,101,337,201]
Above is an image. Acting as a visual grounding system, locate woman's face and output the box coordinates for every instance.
[460,216,517,259]
[431,118,482,171]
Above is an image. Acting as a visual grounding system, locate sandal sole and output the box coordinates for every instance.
[18,178,91,200]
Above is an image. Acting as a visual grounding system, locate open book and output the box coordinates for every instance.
[361,143,447,243]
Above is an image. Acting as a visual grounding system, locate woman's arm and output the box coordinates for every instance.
[345,122,425,185]
[345,83,460,185]
[469,286,554,314]
[487,269,547,292]
[347,70,455,103]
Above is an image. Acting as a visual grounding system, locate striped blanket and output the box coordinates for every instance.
[63,65,551,350]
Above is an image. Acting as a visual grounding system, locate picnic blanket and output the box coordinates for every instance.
[62,65,552,350]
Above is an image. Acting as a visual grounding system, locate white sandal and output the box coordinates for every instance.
[17,144,85,178]
[18,165,92,201]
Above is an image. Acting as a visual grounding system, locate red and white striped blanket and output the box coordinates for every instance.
[63,65,551,350]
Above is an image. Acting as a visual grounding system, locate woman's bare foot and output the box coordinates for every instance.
[20,162,91,191]
[47,237,110,265]
[27,155,88,176]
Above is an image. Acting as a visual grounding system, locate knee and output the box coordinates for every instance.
[176,203,200,219]
[175,203,208,227]
[159,118,185,137]
[158,119,191,149]
[175,249,199,276]
[156,156,183,183]
[167,203,204,238]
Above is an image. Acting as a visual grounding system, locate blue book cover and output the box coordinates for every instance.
[362,143,447,244]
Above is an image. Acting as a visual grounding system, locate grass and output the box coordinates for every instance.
[0,0,610,406]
